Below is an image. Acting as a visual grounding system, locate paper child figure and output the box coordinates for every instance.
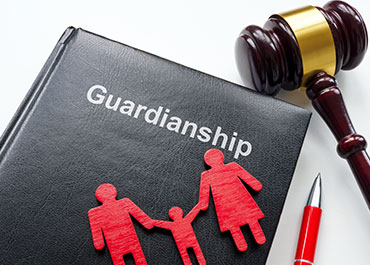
[153,205,206,265]
[197,149,266,252]
[88,183,153,265]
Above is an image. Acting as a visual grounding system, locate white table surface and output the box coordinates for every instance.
[1,0,369,264]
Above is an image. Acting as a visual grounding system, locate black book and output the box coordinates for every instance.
[0,27,310,265]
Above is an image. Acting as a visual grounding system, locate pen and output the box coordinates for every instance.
[294,173,322,265]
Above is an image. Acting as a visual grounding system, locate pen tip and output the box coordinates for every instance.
[316,173,322,185]
[307,173,322,208]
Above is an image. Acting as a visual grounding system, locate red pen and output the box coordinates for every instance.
[294,173,322,265]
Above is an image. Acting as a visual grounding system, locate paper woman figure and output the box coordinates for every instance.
[197,149,266,251]
[88,183,153,265]
[153,204,206,265]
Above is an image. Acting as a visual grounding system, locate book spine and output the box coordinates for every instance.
[0,26,76,159]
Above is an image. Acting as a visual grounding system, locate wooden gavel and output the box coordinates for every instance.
[235,1,370,207]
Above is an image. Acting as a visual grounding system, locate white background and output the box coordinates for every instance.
[1,0,369,264]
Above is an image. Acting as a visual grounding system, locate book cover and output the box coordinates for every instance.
[0,27,310,265]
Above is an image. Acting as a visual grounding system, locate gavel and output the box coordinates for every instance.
[235,1,370,207]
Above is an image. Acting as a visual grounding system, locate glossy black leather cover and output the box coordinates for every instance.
[0,27,311,265]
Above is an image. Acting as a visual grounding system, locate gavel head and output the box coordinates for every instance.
[235,0,368,95]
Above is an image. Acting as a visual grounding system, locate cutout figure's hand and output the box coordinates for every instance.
[192,203,201,213]
[199,202,208,211]
[254,181,262,192]
[94,240,105,250]
[186,203,201,222]
[152,220,172,230]
[141,217,154,229]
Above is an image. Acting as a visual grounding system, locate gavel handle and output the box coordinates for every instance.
[306,72,370,208]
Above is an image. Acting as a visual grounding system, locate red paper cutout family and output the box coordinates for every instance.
[88,149,266,265]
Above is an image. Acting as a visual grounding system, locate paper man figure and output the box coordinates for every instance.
[153,205,206,265]
[197,149,266,252]
[88,183,153,265]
